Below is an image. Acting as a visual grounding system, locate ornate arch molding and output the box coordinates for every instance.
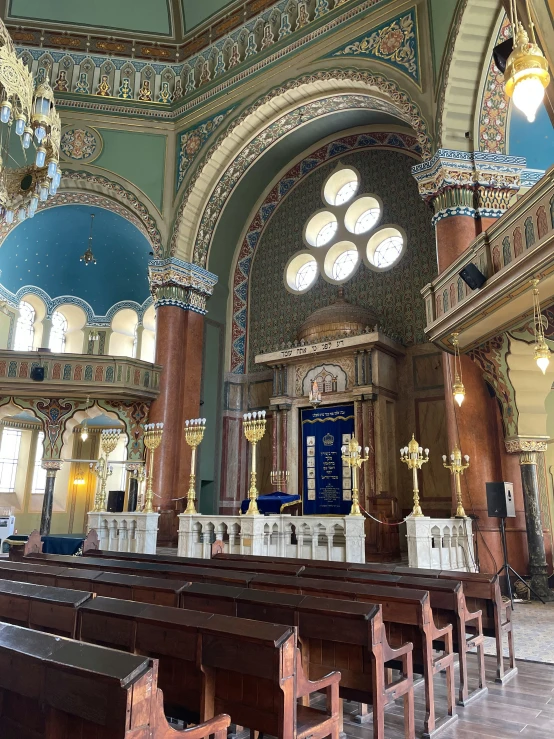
[228,130,423,374]
[170,70,432,266]
[0,171,164,256]
[439,0,502,151]
[475,12,510,155]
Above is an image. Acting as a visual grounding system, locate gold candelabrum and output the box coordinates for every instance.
[184,417,206,515]
[143,423,164,513]
[443,445,470,518]
[341,437,370,517]
[400,435,430,517]
[91,429,121,512]
[270,470,290,491]
[243,410,267,515]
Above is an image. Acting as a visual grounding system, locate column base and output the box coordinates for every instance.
[530,574,554,602]
[157,509,179,547]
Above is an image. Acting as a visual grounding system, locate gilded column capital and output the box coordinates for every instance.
[148,257,218,315]
[505,436,548,459]
[41,459,63,476]
[412,149,524,225]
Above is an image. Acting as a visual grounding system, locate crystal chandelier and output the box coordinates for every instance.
[0,20,61,224]
[505,0,550,123]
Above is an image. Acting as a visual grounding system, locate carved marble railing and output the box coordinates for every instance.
[0,350,161,401]
[87,513,159,555]
[422,167,554,337]
[406,517,477,572]
[178,513,365,563]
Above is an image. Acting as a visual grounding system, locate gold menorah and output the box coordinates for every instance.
[443,445,470,518]
[184,418,206,515]
[400,434,429,517]
[92,429,121,512]
[243,410,267,515]
[270,470,290,490]
[143,423,164,513]
[341,437,370,516]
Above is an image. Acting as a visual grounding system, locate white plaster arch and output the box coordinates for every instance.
[63,403,125,453]
[439,0,502,152]
[170,71,432,266]
[506,335,554,439]
[54,303,87,354]
[17,293,47,350]
[110,308,139,358]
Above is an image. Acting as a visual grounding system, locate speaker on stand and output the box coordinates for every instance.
[485,482,544,605]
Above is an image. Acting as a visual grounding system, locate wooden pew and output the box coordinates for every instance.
[299,566,486,707]
[0,560,189,607]
[0,621,231,739]
[0,578,93,637]
[248,572,456,738]
[215,553,516,683]
[177,582,415,739]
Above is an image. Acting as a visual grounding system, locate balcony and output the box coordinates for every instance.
[422,167,554,351]
[0,350,161,400]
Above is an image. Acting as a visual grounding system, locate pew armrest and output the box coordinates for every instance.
[382,633,414,664]
[432,621,453,642]
[183,713,231,739]
[295,649,341,699]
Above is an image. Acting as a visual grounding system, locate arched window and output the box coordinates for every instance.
[14,301,35,351]
[49,311,67,353]
[31,431,47,494]
[132,323,139,358]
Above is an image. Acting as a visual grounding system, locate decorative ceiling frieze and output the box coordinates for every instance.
[325,7,420,86]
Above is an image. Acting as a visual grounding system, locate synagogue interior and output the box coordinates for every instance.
[0,0,552,737]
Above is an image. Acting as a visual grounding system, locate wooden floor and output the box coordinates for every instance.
[311,655,554,739]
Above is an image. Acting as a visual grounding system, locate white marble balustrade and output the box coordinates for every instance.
[87,512,159,555]
[178,513,366,563]
[406,516,477,572]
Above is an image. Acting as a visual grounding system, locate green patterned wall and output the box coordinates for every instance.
[247,149,437,372]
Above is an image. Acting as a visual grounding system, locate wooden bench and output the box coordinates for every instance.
[177,582,415,739]
[0,560,190,607]
[0,578,93,637]
[300,566,486,707]
[0,621,231,739]
[215,553,516,683]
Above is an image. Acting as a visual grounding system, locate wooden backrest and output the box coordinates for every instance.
[78,596,297,736]
[0,579,93,637]
[0,621,158,738]
[89,549,306,576]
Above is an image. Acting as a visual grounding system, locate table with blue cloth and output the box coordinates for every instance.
[6,533,85,555]
[240,492,301,515]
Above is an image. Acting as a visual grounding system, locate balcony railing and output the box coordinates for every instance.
[0,350,161,400]
[422,167,554,350]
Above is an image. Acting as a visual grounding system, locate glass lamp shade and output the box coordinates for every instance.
[15,116,25,136]
[29,195,39,213]
[34,124,46,143]
[5,210,14,224]
[47,159,57,178]
[452,379,465,407]
[54,169,62,188]
[39,185,48,201]
[33,96,50,117]
[81,429,89,442]
[35,147,46,168]
[534,341,551,374]
[0,102,11,124]
[17,207,26,222]
[512,74,546,122]
[22,128,32,149]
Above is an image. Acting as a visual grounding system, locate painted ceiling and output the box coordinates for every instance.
[7,0,257,37]
[0,205,151,315]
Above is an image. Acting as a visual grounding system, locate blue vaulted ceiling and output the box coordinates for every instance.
[0,205,151,316]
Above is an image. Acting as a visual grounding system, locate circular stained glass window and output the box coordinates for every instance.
[295,260,318,290]
[373,235,403,268]
[335,181,358,205]
[316,220,338,246]
[354,208,380,234]
[332,250,358,280]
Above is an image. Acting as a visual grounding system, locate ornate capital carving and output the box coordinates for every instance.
[505,437,548,457]
[41,459,63,476]
[148,258,218,315]
[412,149,524,224]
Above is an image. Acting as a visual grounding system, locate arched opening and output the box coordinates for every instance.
[14,294,47,350]
[53,304,87,354]
[110,308,139,358]
[141,304,156,363]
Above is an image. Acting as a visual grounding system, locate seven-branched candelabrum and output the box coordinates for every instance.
[184,418,206,515]
[400,435,429,517]
[91,429,121,512]
[341,437,370,517]
[143,423,164,513]
[243,410,267,515]
[442,445,470,518]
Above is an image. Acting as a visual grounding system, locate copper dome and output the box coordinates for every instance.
[297,290,378,343]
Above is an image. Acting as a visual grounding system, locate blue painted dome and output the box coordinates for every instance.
[0,204,151,315]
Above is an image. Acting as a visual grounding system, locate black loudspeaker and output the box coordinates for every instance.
[107,490,125,513]
[459,262,487,290]
[30,366,44,382]
[486,482,516,518]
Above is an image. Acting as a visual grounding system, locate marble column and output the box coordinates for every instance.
[517,446,554,600]
[148,259,218,544]
[39,460,63,535]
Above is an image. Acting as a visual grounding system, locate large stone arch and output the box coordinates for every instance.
[0,170,164,257]
[170,70,432,266]
[439,0,502,151]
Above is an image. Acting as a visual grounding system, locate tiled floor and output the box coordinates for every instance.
[483,600,554,664]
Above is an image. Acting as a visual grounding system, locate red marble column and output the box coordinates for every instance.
[149,305,204,544]
[280,409,288,492]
